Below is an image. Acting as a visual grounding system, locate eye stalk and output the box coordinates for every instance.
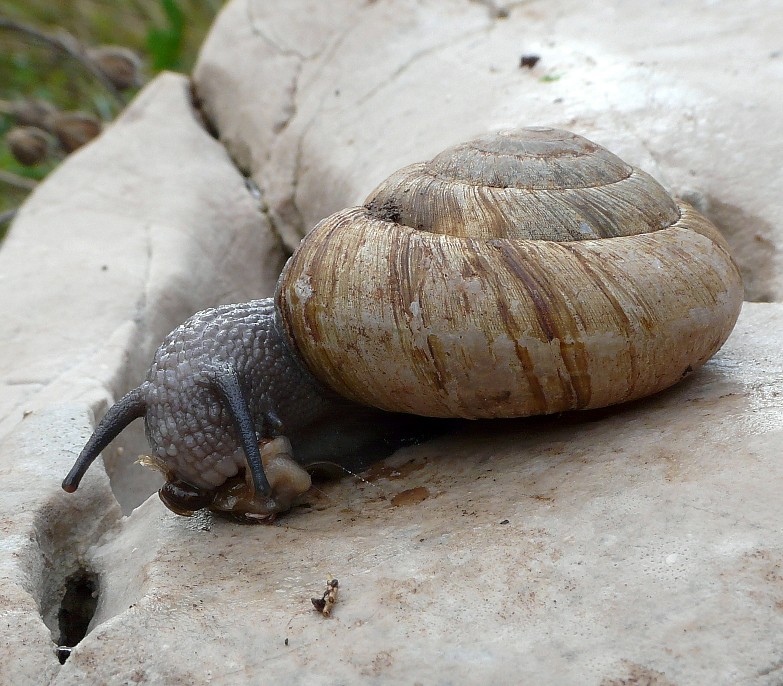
[205,365,272,497]
[59,298,407,522]
[62,385,148,493]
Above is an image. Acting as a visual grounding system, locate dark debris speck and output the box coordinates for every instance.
[520,54,541,69]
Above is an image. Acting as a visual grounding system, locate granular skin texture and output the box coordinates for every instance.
[143,299,365,489]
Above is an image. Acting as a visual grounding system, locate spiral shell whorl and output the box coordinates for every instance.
[365,127,680,241]
[426,127,632,190]
[278,128,743,419]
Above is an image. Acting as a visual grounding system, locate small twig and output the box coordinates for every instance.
[311,578,339,617]
[0,169,38,191]
[0,18,126,107]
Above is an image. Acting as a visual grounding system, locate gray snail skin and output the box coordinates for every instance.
[62,299,425,522]
[63,128,743,521]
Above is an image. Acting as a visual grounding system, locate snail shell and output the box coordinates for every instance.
[277,127,743,419]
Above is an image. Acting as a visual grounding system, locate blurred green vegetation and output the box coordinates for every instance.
[0,0,223,237]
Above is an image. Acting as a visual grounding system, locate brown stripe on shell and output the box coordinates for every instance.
[460,237,551,414]
[490,239,593,409]
[567,248,640,404]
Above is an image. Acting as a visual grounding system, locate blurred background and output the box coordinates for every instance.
[0,0,224,238]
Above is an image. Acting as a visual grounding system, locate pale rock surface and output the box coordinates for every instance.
[0,1,782,685]
[9,305,783,686]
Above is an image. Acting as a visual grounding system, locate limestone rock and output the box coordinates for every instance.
[0,2,781,684]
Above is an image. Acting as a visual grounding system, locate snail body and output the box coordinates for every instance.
[63,127,743,520]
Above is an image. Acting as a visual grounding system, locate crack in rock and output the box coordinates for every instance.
[354,23,495,107]
[245,2,308,60]
[244,177,290,258]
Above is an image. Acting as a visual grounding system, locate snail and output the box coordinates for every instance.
[62,127,743,522]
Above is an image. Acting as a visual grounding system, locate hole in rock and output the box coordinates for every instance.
[56,568,99,664]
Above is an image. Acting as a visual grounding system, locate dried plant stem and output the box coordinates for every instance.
[0,169,38,191]
[0,18,126,107]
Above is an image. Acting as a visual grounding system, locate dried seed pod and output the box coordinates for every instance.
[87,45,142,91]
[9,99,57,130]
[6,126,51,166]
[51,112,102,153]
